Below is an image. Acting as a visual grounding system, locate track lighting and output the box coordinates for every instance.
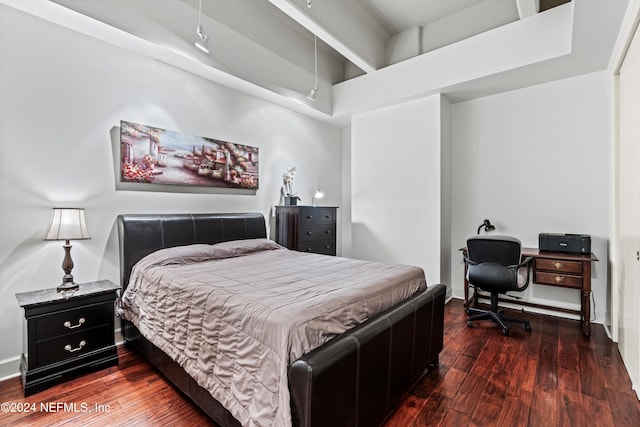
[195,0,210,53]
[307,35,318,101]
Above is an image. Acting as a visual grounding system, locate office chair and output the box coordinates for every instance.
[464,235,533,336]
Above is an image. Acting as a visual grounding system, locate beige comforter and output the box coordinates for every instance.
[119,239,427,427]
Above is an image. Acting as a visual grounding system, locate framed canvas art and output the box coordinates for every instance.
[120,121,259,189]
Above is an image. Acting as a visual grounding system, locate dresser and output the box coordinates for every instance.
[275,206,338,255]
[15,280,120,396]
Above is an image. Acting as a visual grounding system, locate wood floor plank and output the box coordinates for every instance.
[1,299,639,427]
[606,388,640,427]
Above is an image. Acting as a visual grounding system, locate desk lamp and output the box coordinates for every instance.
[477,219,495,234]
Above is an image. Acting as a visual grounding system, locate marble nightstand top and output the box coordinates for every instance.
[15,279,120,307]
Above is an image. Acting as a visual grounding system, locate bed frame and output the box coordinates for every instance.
[117,213,446,427]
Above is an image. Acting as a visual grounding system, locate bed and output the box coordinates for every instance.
[117,212,445,427]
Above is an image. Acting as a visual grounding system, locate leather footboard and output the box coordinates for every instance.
[288,283,446,427]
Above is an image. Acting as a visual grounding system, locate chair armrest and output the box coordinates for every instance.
[463,255,477,266]
[507,256,533,291]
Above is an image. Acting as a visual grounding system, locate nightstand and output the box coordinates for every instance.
[275,206,338,255]
[15,280,120,396]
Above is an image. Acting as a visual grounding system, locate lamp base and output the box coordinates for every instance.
[57,282,79,292]
[57,277,79,292]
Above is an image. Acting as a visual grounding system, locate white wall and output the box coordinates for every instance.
[350,94,450,289]
[450,71,611,322]
[0,5,342,379]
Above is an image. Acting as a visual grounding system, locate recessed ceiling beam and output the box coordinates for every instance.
[516,0,540,19]
[267,0,385,74]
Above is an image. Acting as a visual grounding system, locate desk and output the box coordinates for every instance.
[463,248,598,336]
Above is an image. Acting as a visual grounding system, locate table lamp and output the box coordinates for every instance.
[44,208,91,291]
[312,188,324,206]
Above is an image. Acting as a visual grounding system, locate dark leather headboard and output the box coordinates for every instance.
[117,213,267,289]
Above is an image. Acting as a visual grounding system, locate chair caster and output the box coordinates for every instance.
[467,320,473,328]
[502,328,510,336]
[525,324,532,332]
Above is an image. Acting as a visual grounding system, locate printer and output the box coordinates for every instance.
[538,233,591,255]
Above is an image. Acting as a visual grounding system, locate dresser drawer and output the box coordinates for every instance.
[300,208,335,225]
[35,302,111,341]
[299,239,335,255]
[535,259,583,274]
[299,225,335,242]
[534,271,583,289]
[36,324,113,367]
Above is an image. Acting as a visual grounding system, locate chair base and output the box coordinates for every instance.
[466,294,531,336]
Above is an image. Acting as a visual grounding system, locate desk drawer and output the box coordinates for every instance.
[535,259,582,274]
[534,271,582,289]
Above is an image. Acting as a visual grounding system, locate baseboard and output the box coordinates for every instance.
[0,355,21,382]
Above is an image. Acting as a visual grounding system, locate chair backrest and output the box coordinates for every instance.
[466,235,522,266]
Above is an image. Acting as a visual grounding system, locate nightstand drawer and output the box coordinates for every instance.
[535,259,582,274]
[36,325,112,367]
[300,208,335,225]
[299,225,335,242]
[534,271,583,289]
[35,302,111,340]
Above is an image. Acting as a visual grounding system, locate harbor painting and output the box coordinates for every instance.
[120,120,259,189]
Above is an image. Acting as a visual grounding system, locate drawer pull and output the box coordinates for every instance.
[64,340,87,353]
[306,231,313,235]
[64,318,86,329]
[306,215,312,219]
[553,262,564,269]
[554,276,564,283]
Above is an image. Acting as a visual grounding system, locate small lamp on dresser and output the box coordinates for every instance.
[312,188,324,206]
[43,207,91,291]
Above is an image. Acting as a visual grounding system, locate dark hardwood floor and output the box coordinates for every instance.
[1,299,639,426]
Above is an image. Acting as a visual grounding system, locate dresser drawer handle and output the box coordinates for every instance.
[553,262,564,269]
[64,318,86,329]
[306,231,313,235]
[554,276,564,283]
[64,340,87,353]
[306,215,313,219]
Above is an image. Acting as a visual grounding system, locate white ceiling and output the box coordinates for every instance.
[358,0,486,34]
[0,0,631,126]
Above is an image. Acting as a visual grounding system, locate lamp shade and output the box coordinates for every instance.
[44,208,91,241]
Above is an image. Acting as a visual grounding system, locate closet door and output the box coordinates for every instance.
[618,19,640,397]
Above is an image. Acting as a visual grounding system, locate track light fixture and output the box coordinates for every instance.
[195,0,210,53]
[307,35,318,101]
